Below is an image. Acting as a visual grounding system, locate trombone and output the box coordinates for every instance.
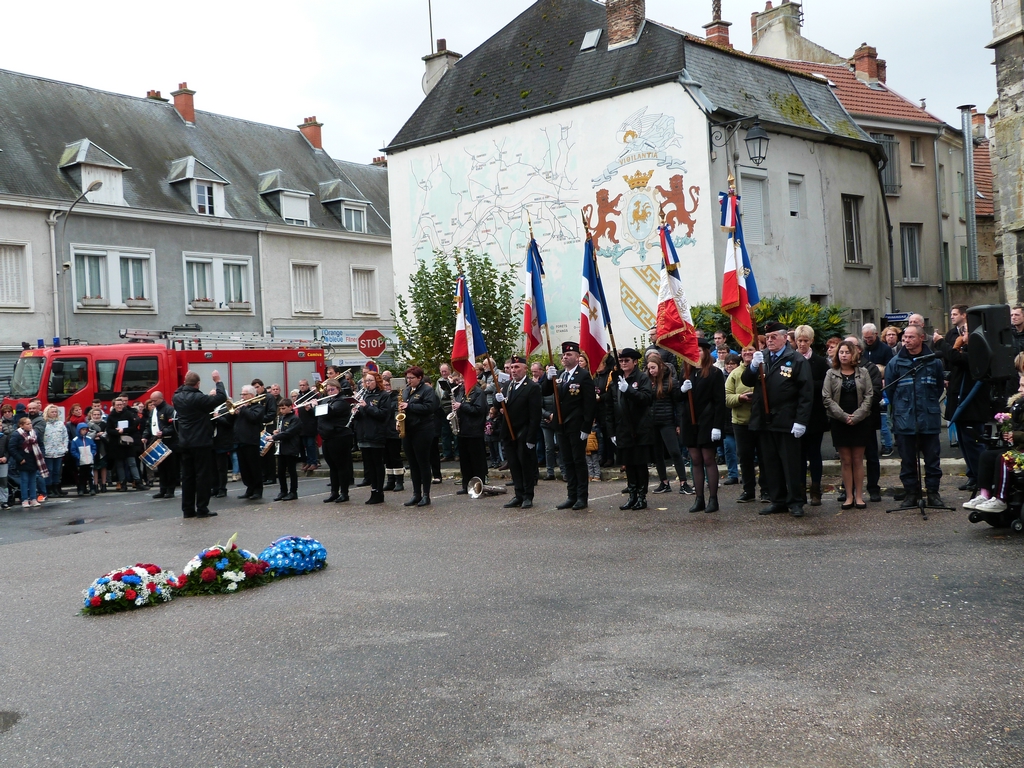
[210,393,267,419]
[294,380,326,407]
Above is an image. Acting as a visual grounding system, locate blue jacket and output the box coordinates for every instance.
[884,348,945,435]
[69,424,98,465]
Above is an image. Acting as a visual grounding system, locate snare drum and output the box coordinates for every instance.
[259,431,274,457]
[141,439,172,470]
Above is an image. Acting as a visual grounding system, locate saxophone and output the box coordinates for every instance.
[396,389,406,438]
[447,386,460,436]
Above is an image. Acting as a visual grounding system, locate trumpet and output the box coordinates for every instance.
[468,476,506,497]
[211,393,267,419]
[396,390,406,438]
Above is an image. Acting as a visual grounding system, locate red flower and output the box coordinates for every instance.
[146,582,157,592]
[204,549,221,559]
[175,575,188,588]
[112,572,124,581]
[89,596,101,607]
[145,565,160,575]
[258,561,270,574]
[231,543,238,550]
[200,567,217,583]
[125,589,137,601]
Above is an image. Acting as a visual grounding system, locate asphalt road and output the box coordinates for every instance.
[1,469,1023,767]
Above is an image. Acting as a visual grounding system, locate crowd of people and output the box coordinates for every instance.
[4,305,1023,517]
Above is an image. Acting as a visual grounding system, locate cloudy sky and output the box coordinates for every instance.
[1,0,994,164]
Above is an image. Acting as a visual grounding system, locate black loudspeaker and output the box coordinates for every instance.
[966,304,1017,380]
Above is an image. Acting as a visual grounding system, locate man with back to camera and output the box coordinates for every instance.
[172,369,227,518]
[884,324,945,508]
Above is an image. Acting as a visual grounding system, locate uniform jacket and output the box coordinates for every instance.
[609,368,654,448]
[680,366,727,445]
[740,345,813,432]
[822,366,875,425]
[499,376,542,444]
[540,365,596,433]
[401,382,440,435]
[316,396,353,441]
[172,382,227,449]
[270,412,301,457]
[354,388,395,446]
[145,401,176,443]
[233,400,268,446]
[453,383,487,439]
[884,347,945,435]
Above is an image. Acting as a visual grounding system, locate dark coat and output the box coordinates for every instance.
[884,347,945,435]
[649,372,682,428]
[740,345,813,432]
[270,413,301,457]
[354,388,395,446]
[803,352,831,434]
[8,428,41,470]
[401,382,440,435]
[172,382,227,449]
[609,368,654,448]
[105,407,140,459]
[540,365,596,434]
[680,366,727,446]
[861,358,883,430]
[499,377,542,443]
[233,401,267,446]
[454,383,487,439]
[316,396,353,441]
[212,411,235,451]
[296,391,319,437]
[939,327,994,423]
[145,401,176,443]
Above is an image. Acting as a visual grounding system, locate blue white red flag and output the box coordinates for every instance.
[720,190,760,347]
[523,238,546,356]
[580,238,611,369]
[655,225,700,367]
[451,276,488,384]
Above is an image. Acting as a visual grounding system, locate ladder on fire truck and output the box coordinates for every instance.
[119,328,334,354]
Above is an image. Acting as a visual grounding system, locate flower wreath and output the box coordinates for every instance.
[177,533,271,596]
[81,563,179,615]
[258,536,328,577]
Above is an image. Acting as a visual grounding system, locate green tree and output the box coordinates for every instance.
[692,296,849,354]
[392,248,522,376]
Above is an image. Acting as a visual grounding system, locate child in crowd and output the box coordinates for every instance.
[86,408,108,492]
[585,420,601,482]
[69,422,97,495]
[484,406,503,468]
[721,354,741,485]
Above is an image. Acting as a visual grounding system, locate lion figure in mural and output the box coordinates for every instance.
[583,189,623,247]
[655,174,700,237]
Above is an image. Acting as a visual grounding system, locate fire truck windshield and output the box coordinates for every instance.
[10,357,44,398]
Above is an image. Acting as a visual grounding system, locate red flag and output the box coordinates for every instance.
[655,225,700,367]
[719,190,758,347]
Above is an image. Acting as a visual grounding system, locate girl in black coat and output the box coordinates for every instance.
[645,353,692,495]
[453,375,489,494]
[680,340,728,513]
[271,398,301,501]
[352,371,394,504]
[317,379,354,503]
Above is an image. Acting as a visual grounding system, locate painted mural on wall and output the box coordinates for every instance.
[399,92,713,339]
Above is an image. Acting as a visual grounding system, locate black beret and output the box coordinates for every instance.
[697,337,712,349]
[617,348,641,360]
[508,355,527,364]
[561,341,580,353]
[763,321,787,334]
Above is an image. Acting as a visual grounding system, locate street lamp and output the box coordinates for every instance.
[59,179,102,341]
[709,116,771,167]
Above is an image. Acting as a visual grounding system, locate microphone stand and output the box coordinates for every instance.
[883,356,955,520]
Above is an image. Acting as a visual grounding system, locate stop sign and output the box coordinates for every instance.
[358,330,387,358]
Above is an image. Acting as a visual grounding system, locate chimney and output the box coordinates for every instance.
[146,89,168,102]
[704,3,732,48]
[606,0,645,49]
[853,43,879,83]
[371,156,388,167]
[876,59,887,84]
[171,82,196,124]
[422,38,463,95]
[972,108,987,139]
[298,116,324,150]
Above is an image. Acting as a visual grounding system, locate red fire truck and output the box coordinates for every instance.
[3,330,327,416]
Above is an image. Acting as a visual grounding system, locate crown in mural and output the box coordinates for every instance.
[622,169,655,190]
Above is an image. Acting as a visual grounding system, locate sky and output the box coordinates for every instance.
[0,0,995,164]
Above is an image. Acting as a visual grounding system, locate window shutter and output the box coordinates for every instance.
[0,244,25,304]
[292,264,319,312]
[351,269,376,314]
[281,193,309,223]
[788,181,800,217]
[741,177,764,245]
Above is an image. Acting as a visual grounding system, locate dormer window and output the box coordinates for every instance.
[343,206,365,233]
[259,170,314,227]
[318,179,371,233]
[169,157,230,217]
[59,140,131,206]
[281,193,310,226]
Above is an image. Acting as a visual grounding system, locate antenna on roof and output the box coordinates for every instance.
[428,0,435,54]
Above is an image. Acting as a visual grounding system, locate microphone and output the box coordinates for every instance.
[912,353,939,363]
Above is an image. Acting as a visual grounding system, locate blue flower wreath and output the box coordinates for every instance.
[258,536,328,577]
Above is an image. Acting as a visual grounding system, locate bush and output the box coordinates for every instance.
[692,296,848,353]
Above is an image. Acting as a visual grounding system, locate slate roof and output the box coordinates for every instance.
[387,0,876,154]
[763,58,942,126]
[0,68,390,237]
[974,137,993,218]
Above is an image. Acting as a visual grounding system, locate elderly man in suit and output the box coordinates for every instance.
[494,355,542,509]
[542,341,597,510]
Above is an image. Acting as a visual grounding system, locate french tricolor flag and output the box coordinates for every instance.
[523,238,546,356]
[720,190,759,347]
[580,237,611,369]
[655,224,700,367]
[451,276,487,384]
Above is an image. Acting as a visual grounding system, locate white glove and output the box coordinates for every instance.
[580,431,588,441]
[526,443,535,450]
[791,422,806,439]
[494,392,505,403]
[611,436,617,446]
[496,371,510,384]
[680,379,693,393]
[750,351,764,371]
[711,428,722,442]
[546,365,557,380]
[617,376,628,393]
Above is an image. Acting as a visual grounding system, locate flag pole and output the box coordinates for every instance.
[530,215,562,425]
[659,206,696,423]
[581,213,621,388]
[486,356,515,442]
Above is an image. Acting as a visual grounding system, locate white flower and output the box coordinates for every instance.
[226,582,238,591]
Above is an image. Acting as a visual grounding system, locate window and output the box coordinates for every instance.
[0,242,29,307]
[957,171,966,219]
[901,224,922,283]
[183,252,253,311]
[120,256,149,303]
[121,356,160,397]
[961,245,970,280]
[910,137,923,165]
[939,164,948,214]
[842,195,863,264]
[871,133,901,195]
[291,262,322,314]
[343,206,366,233]
[739,170,768,245]
[196,183,215,215]
[580,28,602,52]
[48,358,88,400]
[943,242,950,282]
[351,267,378,315]
[75,251,106,302]
[787,174,803,218]
[96,360,119,398]
[281,193,310,226]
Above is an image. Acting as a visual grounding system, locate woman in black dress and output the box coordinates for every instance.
[822,340,875,509]
[680,339,727,513]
